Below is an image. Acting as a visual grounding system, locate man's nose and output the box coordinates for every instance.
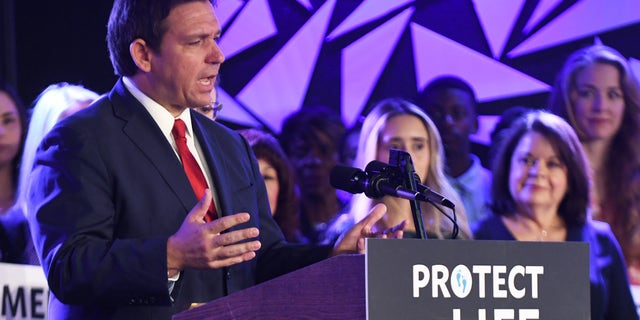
[208,42,225,64]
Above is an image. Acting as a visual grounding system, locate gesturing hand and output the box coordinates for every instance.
[332,203,405,256]
[167,189,261,276]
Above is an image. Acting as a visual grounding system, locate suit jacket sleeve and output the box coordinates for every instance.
[28,112,172,306]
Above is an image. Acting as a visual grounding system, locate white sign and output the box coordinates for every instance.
[0,263,48,319]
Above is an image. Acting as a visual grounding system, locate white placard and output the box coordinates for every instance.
[0,263,48,319]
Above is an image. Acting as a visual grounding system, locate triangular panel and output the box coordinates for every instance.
[236,0,337,132]
[474,0,525,58]
[471,115,500,146]
[216,87,262,127]
[327,0,414,41]
[522,0,562,33]
[215,0,244,30]
[218,0,277,60]
[296,0,314,11]
[411,23,550,102]
[341,7,414,126]
[509,0,640,57]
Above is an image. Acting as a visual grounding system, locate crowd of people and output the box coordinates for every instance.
[1,0,639,319]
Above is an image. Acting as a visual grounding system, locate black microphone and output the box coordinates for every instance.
[417,182,454,209]
[329,165,416,200]
[330,165,422,201]
[366,161,454,209]
[330,163,455,209]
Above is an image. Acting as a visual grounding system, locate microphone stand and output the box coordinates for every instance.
[389,149,428,239]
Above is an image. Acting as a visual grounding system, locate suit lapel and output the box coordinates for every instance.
[110,80,198,214]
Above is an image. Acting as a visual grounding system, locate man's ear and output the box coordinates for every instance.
[129,39,152,72]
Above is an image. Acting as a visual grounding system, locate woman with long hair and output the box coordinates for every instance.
[330,98,471,240]
[549,44,640,285]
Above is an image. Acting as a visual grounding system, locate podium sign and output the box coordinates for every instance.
[174,239,589,319]
[366,239,589,320]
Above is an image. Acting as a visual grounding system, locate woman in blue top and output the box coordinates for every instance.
[473,110,637,319]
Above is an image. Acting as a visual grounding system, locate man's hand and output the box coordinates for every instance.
[332,203,405,256]
[166,190,261,276]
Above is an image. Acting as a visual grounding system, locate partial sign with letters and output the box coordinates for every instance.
[0,262,48,319]
[366,239,589,320]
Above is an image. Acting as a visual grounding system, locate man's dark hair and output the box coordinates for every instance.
[416,75,478,113]
[278,106,345,156]
[107,0,215,77]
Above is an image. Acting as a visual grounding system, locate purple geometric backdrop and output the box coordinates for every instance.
[212,0,640,147]
[12,0,640,153]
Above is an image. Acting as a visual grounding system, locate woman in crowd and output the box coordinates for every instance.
[473,110,637,319]
[0,80,30,264]
[16,83,100,213]
[239,128,306,243]
[330,98,471,240]
[2,83,99,265]
[549,44,640,285]
[0,80,28,216]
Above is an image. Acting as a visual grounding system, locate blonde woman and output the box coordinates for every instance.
[16,83,99,213]
[1,82,98,266]
[329,98,471,240]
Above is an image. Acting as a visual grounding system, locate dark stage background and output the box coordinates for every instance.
[3,0,640,165]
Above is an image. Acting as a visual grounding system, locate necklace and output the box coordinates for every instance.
[538,229,548,241]
[506,214,564,242]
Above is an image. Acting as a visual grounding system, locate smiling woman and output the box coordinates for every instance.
[549,44,640,288]
[473,110,638,320]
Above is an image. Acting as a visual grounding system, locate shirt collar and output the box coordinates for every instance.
[450,154,483,190]
[122,77,193,139]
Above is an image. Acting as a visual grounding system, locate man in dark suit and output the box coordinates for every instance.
[26,0,390,318]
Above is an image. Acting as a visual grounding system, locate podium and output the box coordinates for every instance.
[173,254,366,320]
[174,239,589,319]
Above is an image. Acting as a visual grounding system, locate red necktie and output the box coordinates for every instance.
[172,119,216,222]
